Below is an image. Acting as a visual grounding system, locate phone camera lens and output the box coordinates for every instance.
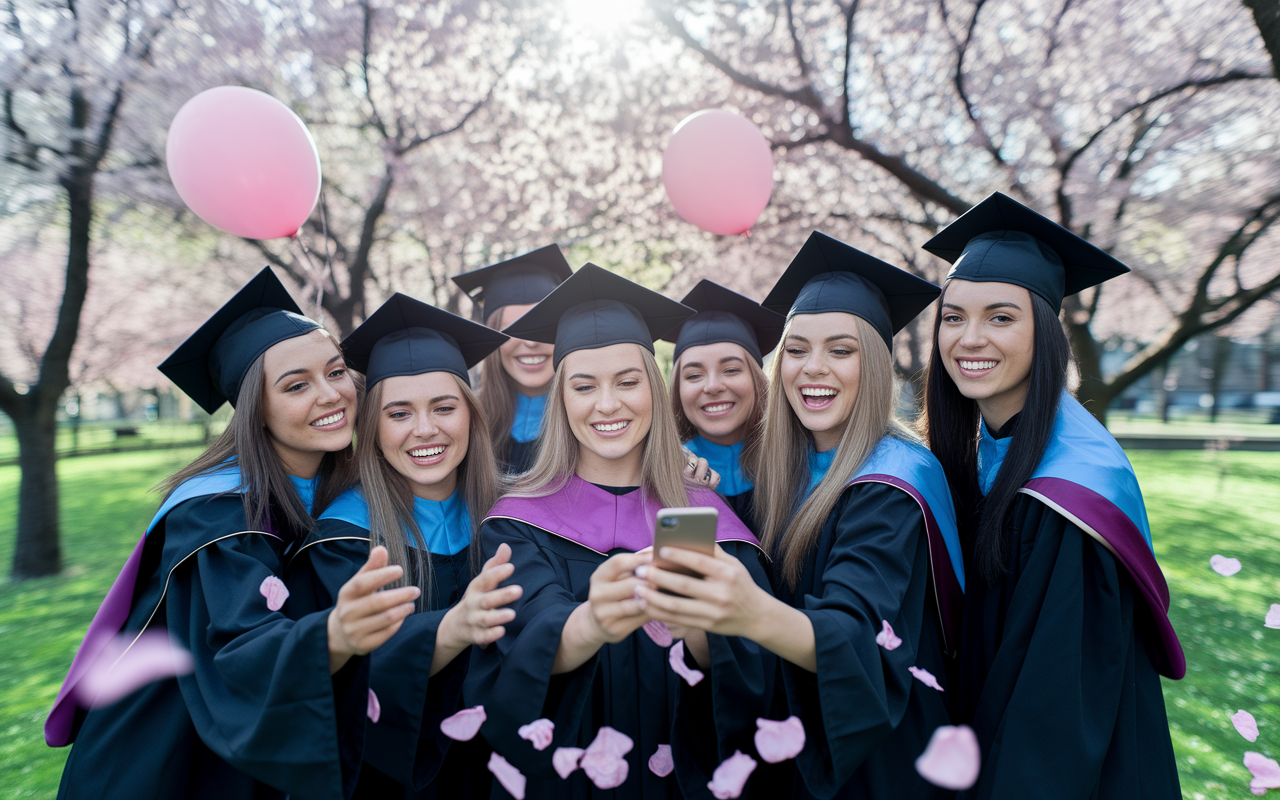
[660,517,677,528]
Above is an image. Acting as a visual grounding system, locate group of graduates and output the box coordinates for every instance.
[45,192,1186,800]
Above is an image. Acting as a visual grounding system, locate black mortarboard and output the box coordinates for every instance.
[501,263,694,369]
[158,267,322,415]
[661,280,786,366]
[451,245,574,321]
[921,192,1130,308]
[762,232,940,349]
[341,293,509,389]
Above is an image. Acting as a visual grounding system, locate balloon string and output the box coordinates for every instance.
[290,233,324,317]
[291,192,336,321]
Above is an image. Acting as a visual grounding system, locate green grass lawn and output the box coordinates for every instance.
[0,447,1277,797]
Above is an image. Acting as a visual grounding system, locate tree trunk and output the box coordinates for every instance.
[1065,312,1113,424]
[10,395,61,578]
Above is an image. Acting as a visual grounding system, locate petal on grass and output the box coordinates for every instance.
[518,718,555,751]
[1235,710,1260,743]
[643,619,674,647]
[259,575,289,611]
[875,620,902,651]
[440,705,486,741]
[1245,752,1280,789]
[754,716,805,763]
[668,640,705,686]
[909,666,945,692]
[648,744,674,777]
[915,725,981,790]
[553,747,585,779]
[488,752,527,800]
[367,689,381,723]
[707,751,757,799]
[1210,554,1242,576]
[1266,605,1280,630]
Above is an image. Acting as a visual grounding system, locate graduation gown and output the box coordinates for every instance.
[954,393,1183,799]
[767,435,964,800]
[467,477,774,799]
[293,488,491,799]
[48,467,368,800]
[683,436,755,531]
[503,393,548,475]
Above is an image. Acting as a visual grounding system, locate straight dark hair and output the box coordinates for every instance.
[921,283,1071,583]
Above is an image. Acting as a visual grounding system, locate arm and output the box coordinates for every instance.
[552,550,651,674]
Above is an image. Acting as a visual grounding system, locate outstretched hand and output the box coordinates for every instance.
[327,546,420,673]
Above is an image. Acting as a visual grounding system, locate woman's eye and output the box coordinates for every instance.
[684,373,703,382]
[942,314,962,323]
[831,349,852,357]
[785,347,806,356]
[285,382,306,393]
[620,379,639,388]
[435,405,455,414]
[328,368,346,379]
[724,368,741,376]
[573,384,593,393]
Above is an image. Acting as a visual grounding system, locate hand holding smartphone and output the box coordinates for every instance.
[652,507,717,593]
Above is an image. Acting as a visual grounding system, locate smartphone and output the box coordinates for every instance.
[652,507,718,588]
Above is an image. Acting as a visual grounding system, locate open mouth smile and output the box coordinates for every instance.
[799,386,837,410]
[956,359,999,378]
[590,419,631,436]
[309,409,347,429]
[700,401,735,417]
[407,444,447,465]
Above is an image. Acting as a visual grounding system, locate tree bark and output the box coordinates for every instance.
[10,394,61,578]
[1245,0,1280,77]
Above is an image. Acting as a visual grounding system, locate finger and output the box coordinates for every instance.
[706,470,721,489]
[646,566,718,601]
[342,564,406,598]
[655,546,724,578]
[635,588,721,627]
[474,625,505,646]
[478,585,523,610]
[691,457,710,481]
[343,585,421,620]
[479,608,517,628]
[483,542,513,571]
[359,545,389,573]
[470,561,516,593]
[595,552,651,581]
[347,600,417,639]
[596,597,647,621]
[592,576,645,604]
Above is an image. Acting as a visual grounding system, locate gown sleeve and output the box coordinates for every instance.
[161,497,368,800]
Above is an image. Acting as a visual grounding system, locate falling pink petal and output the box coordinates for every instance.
[875,620,902,651]
[440,705,486,741]
[909,666,944,692]
[1266,605,1280,630]
[488,752,527,800]
[553,747,585,779]
[76,630,195,707]
[649,744,674,777]
[707,750,757,799]
[1246,752,1280,794]
[1210,554,1242,577]
[518,718,555,751]
[915,725,981,790]
[668,640,705,686]
[581,726,633,789]
[367,689,381,723]
[755,716,805,763]
[643,619,674,647]
[259,575,289,611]
[1235,710,1261,743]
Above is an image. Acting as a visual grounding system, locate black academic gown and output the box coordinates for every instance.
[291,520,492,799]
[56,496,368,800]
[503,438,538,476]
[766,483,955,800]
[466,489,775,800]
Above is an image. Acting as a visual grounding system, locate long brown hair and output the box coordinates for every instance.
[478,307,520,463]
[160,332,357,540]
[670,349,769,481]
[353,374,503,592]
[751,315,900,588]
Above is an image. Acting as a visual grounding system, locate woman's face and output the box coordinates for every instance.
[260,330,357,478]
[497,303,555,396]
[937,279,1035,427]
[677,342,756,446]
[779,312,862,453]
[376,372,470,502]
[562,343,653,470]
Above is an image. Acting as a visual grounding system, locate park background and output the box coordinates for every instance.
[2,0,1280,797]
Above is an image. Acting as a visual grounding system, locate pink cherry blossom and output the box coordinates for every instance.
[259,575,289,611]
[875,620,902,651]
[909,666,945,692]
[915,725,981,790]
[1266,605,1280,630]
[76,630,195,707]
[1235,710,1260,743]
[440,705,486,741]
[754,716,805,763]
[668,640,705,686]
[649,744,674,777]
[367,689,381,723]
[643,619,674,647]
[488,752,526,799]
[518,718,555,751]
[1210,554,1242,576]
[581,726,633,789]
[707,750,757,799]
[553,747,585,779]
[1245,752,1280,795]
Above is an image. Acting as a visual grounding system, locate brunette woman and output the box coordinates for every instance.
[663,280,784,524]
[639,233,966,799]
[920,193,1183,799]
[466,265,774,799]
[48,268,420,800]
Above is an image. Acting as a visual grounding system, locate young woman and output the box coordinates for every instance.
[664,280,783,524]
[920,193,1183,798]
[466,264,775,799]
[290,292,523,798]
[638,233,966,799]
[452,245,573,475]
[48,268,420,800]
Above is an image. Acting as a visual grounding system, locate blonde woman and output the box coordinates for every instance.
[466,265,774,800]
[639,233,965,800]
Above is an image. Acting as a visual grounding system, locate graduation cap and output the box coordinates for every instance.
[661,280,786,366]
[762,232,941,349]
[451,245,574,321]
[341,293,509,389]
[501,263,694,369]
[158,267,322,415]
[922,191,1130,308]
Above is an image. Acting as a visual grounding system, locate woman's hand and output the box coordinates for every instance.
[636,545,764,639]
[682,451,722,491]
[432,544,522,675]
[553,551,652,674]
[327,546,421,674]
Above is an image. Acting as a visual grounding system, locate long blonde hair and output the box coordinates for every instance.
[478,307,521,463]
[353,374,503,592]
[750,315,899,588]
[508,346,692,513]
[670,349,769,481]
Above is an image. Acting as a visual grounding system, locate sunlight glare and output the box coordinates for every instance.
[561,0,645,32]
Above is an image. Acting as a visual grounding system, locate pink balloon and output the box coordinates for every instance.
[167,86,321,239]
[662,110,773,235]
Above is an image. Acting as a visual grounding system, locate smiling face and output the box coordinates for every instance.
[375,371,470,502]
[676,342,757,446]
[779,312,863,453]
[496,303,555,396]
[260,329,358,478]
[561,343,653,485]
[937,279,1035,430]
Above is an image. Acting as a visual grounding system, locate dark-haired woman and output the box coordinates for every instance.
[48,269,421,800]
[920,193,1183,798]
[292,294,522,798]
[641,233,965,800]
